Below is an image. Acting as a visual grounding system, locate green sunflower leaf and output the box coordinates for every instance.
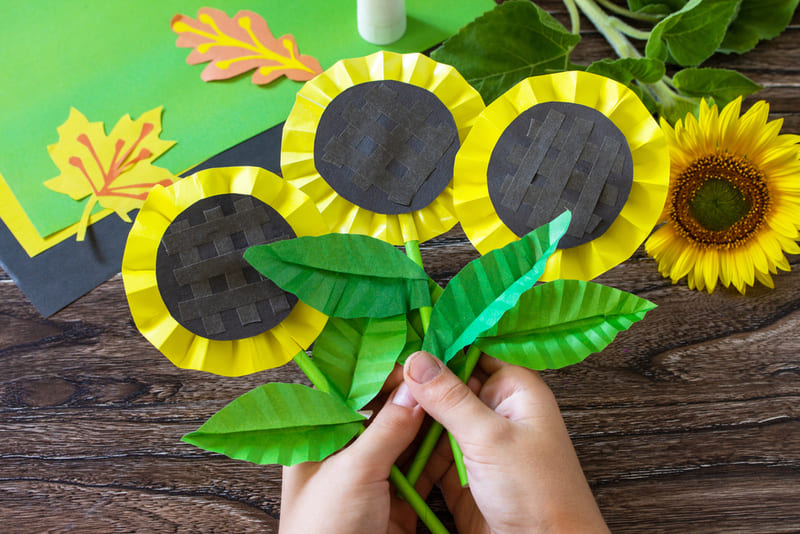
[430,0,580,104]
[586,57,666,85]
[720,0,799,53]
[245,234,431,318]
[313,314,407,410]
[672,67,762,107]
[645,0,741,66]
[182,383,364,466]
[422,211,571,364]
[475,280,657,370]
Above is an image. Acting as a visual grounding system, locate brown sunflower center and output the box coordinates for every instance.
[670,153,770,248]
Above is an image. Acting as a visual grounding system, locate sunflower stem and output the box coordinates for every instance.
[573,0,690,119]
[563,0,581,35]
[292,350,334,394]
[390,465,451,534]
[594,0,663,23]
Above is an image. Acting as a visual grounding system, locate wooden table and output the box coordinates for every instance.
[2,3,798,532]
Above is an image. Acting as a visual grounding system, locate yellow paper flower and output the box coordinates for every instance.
[646,98,800,293]
[281,51,484,245]
[454,71,669,281]
[122,166,329,376]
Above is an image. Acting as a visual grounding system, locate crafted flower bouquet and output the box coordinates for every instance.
[122,50,670,532]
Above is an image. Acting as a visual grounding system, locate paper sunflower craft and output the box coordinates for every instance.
[281,50,485,245]
[646,98,800,293]
[454,71,669,281]
[122,166,329,376]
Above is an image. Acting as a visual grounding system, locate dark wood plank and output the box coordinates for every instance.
[2,2,799,532]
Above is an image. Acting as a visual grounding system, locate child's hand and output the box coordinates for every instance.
[279,377,426,534]
[403,351,610,534]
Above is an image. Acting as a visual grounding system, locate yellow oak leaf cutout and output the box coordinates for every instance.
[171,7,323,85]
[45,107,177,241]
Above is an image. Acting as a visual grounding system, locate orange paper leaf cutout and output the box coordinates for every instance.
[45,107,177,241]
[171,8,323,85]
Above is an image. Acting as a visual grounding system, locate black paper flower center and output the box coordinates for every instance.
[487,101,634,248]
[155,193,298,341]
[314,80,460,215]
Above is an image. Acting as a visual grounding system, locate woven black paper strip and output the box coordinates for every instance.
[155,193,298,341]
[487,102,633,249]
[314,80,459,215]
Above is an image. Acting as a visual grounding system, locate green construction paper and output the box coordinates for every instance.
[182,382,364,466]
[475,280,657,369]
[422,211,571,364]
[245,234,432,318]
[313,315,407,410]
[0,0,494,238]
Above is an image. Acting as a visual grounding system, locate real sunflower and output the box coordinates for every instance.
[122,166,329,376]
[646,98,800,293]
[454,71,669,281]
[281,51,484,246]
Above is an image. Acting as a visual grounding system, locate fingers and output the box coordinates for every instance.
[343,384,425,478]
[402,351,499,446]
[478,363,559,423]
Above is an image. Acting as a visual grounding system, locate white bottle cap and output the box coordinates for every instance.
[357,0,407,45]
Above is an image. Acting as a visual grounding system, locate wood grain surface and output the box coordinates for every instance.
[2,2,799,532]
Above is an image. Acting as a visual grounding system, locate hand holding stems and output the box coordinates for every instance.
[280,377,429,534]
[280,351,610,534]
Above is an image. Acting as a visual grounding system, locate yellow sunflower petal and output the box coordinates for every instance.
[455,71,668,281]
[282,51,484,246]
[122,166,330,377]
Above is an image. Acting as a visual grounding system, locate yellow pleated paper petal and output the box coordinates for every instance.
[121,166,329,376]
[281,51,485,245]
[454,71,669,281]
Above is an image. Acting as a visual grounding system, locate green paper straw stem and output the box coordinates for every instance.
[353,426,449,532]
[405,420,445,486]
[292,350,334,394]
[406,345,482,486]
[390,465,450,534]
[404,240,432,332]
[449,432,468,488]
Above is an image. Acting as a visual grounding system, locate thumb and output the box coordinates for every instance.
[403,351,498,445]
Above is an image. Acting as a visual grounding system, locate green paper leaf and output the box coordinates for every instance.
[475,280,657,369]
[673,67,762,107]
[645,0,741,66]
[245,234,431,318]
[399,278,444,365]
[720,0,799,53]
[586,57,666,85]
[422,211,571,364]
[313,315,407,410]
[430,0,580,104]
[182,383,364,466]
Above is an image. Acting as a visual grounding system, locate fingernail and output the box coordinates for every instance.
[407,351,442,384]
[392,382,418,408]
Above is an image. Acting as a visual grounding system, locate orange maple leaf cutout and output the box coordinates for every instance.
[45,107,177,241]
[171,7,323,85]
